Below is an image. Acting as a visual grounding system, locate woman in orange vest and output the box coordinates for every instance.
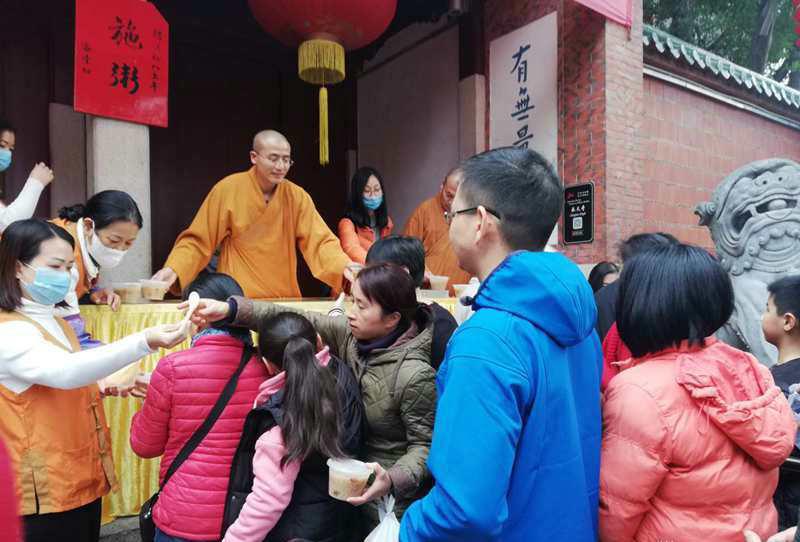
[337,167,393,264]
[0,218,186,542]
[51,190,142,349]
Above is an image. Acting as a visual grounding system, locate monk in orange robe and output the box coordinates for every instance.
[151,130,351,299]
[404,168,471,290]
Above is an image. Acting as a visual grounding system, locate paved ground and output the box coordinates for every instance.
[100,517,139,542]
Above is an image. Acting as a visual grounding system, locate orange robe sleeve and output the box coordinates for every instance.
[403,204,426,239]
[295,192,350,291]
[338,218,369,264]
[163,183,231,294]
[403,198,470,290]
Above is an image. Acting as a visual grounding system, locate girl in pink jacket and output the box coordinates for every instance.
[221,312,364,542]
[599,243,797,542]
[130,273,269,542]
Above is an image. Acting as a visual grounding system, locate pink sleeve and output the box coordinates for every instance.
[222,427,301,542]
[129,358,174,458]
[599,382,670,542]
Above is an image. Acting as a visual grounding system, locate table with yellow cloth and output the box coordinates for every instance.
[81,298,458,521]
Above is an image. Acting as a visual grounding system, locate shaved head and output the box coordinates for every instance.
[443,167,463,191]
[253,130,289,152]
[440,167,463,212]
[250,130,292,190]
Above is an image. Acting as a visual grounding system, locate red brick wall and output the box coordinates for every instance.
[640,76,800,251]
[484,0,800,264]
[484,0,634,264]
[603,0,645,260]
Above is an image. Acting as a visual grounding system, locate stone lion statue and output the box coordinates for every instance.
[695,158,800,366]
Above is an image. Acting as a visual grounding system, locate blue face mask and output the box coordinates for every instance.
[0,148,11,172]
[363,195,383,211]
[21,264,72,306]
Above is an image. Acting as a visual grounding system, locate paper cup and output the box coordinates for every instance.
[327,458,372,501]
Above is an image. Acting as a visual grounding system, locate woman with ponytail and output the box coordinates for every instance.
[222,312,363,542]
[51,190,143,349]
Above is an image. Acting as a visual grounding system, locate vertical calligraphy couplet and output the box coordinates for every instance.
[489,12,559,244]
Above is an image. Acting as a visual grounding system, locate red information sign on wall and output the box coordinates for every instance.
[74,0,169,127]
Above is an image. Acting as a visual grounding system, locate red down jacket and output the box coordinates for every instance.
[599,338,797,542]
[130,333,269,540]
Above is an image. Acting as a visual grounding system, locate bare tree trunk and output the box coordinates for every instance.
[749,0,780,73]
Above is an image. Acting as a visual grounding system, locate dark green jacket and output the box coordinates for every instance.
[232,297,437,511]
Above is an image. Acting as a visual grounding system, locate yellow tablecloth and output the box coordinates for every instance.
[81,298,457,521]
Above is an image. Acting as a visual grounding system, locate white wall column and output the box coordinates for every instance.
[458,74,487,160]
[86,116,151,283]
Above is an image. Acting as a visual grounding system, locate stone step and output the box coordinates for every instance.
[100,516,139,542]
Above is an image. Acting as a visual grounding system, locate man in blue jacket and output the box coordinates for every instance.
[377,147,602,540]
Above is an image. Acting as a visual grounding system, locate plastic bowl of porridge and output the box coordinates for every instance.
[140,279,170,301]
[428,275,449,291]
[327,458,372,501]
[101,363,140,389]
[113,282,142,304]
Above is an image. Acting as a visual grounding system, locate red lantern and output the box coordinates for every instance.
[248,0,397,165]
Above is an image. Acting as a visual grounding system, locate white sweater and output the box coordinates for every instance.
[0,299,153,394]
[0,177,46,231]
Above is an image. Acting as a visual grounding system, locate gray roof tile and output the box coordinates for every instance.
[644,24,800,110]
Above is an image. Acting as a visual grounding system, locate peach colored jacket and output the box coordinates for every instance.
[600,339,796,542]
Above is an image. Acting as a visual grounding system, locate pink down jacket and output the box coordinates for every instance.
[130,334,269,540]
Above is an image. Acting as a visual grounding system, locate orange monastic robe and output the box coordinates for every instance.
[164,167,349,299]
[404,193,471,289]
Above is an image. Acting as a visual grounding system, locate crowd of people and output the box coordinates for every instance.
[1,120,800,542]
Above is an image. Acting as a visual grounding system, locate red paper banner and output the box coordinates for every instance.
[576,0,632,27]
[74,0,169,127]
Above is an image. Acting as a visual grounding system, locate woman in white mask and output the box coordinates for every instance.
[0,218,186,542]
[51,190,142,349]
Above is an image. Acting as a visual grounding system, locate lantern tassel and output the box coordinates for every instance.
[319,86,329,166]
[298,39,344,166]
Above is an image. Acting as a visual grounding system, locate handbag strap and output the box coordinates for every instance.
[158,344,253,492]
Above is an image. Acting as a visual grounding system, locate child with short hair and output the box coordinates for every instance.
[763,275,800,530]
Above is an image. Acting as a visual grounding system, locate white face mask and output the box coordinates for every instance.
[88,230,127,268]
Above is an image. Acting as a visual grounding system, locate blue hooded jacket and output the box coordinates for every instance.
[400,251,602,541]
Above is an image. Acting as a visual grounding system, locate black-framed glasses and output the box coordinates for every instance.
[444,206,501,225]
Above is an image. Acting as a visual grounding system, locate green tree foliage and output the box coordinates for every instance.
[645,0,800,88]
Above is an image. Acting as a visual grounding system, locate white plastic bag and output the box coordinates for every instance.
[365,495,400,542]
